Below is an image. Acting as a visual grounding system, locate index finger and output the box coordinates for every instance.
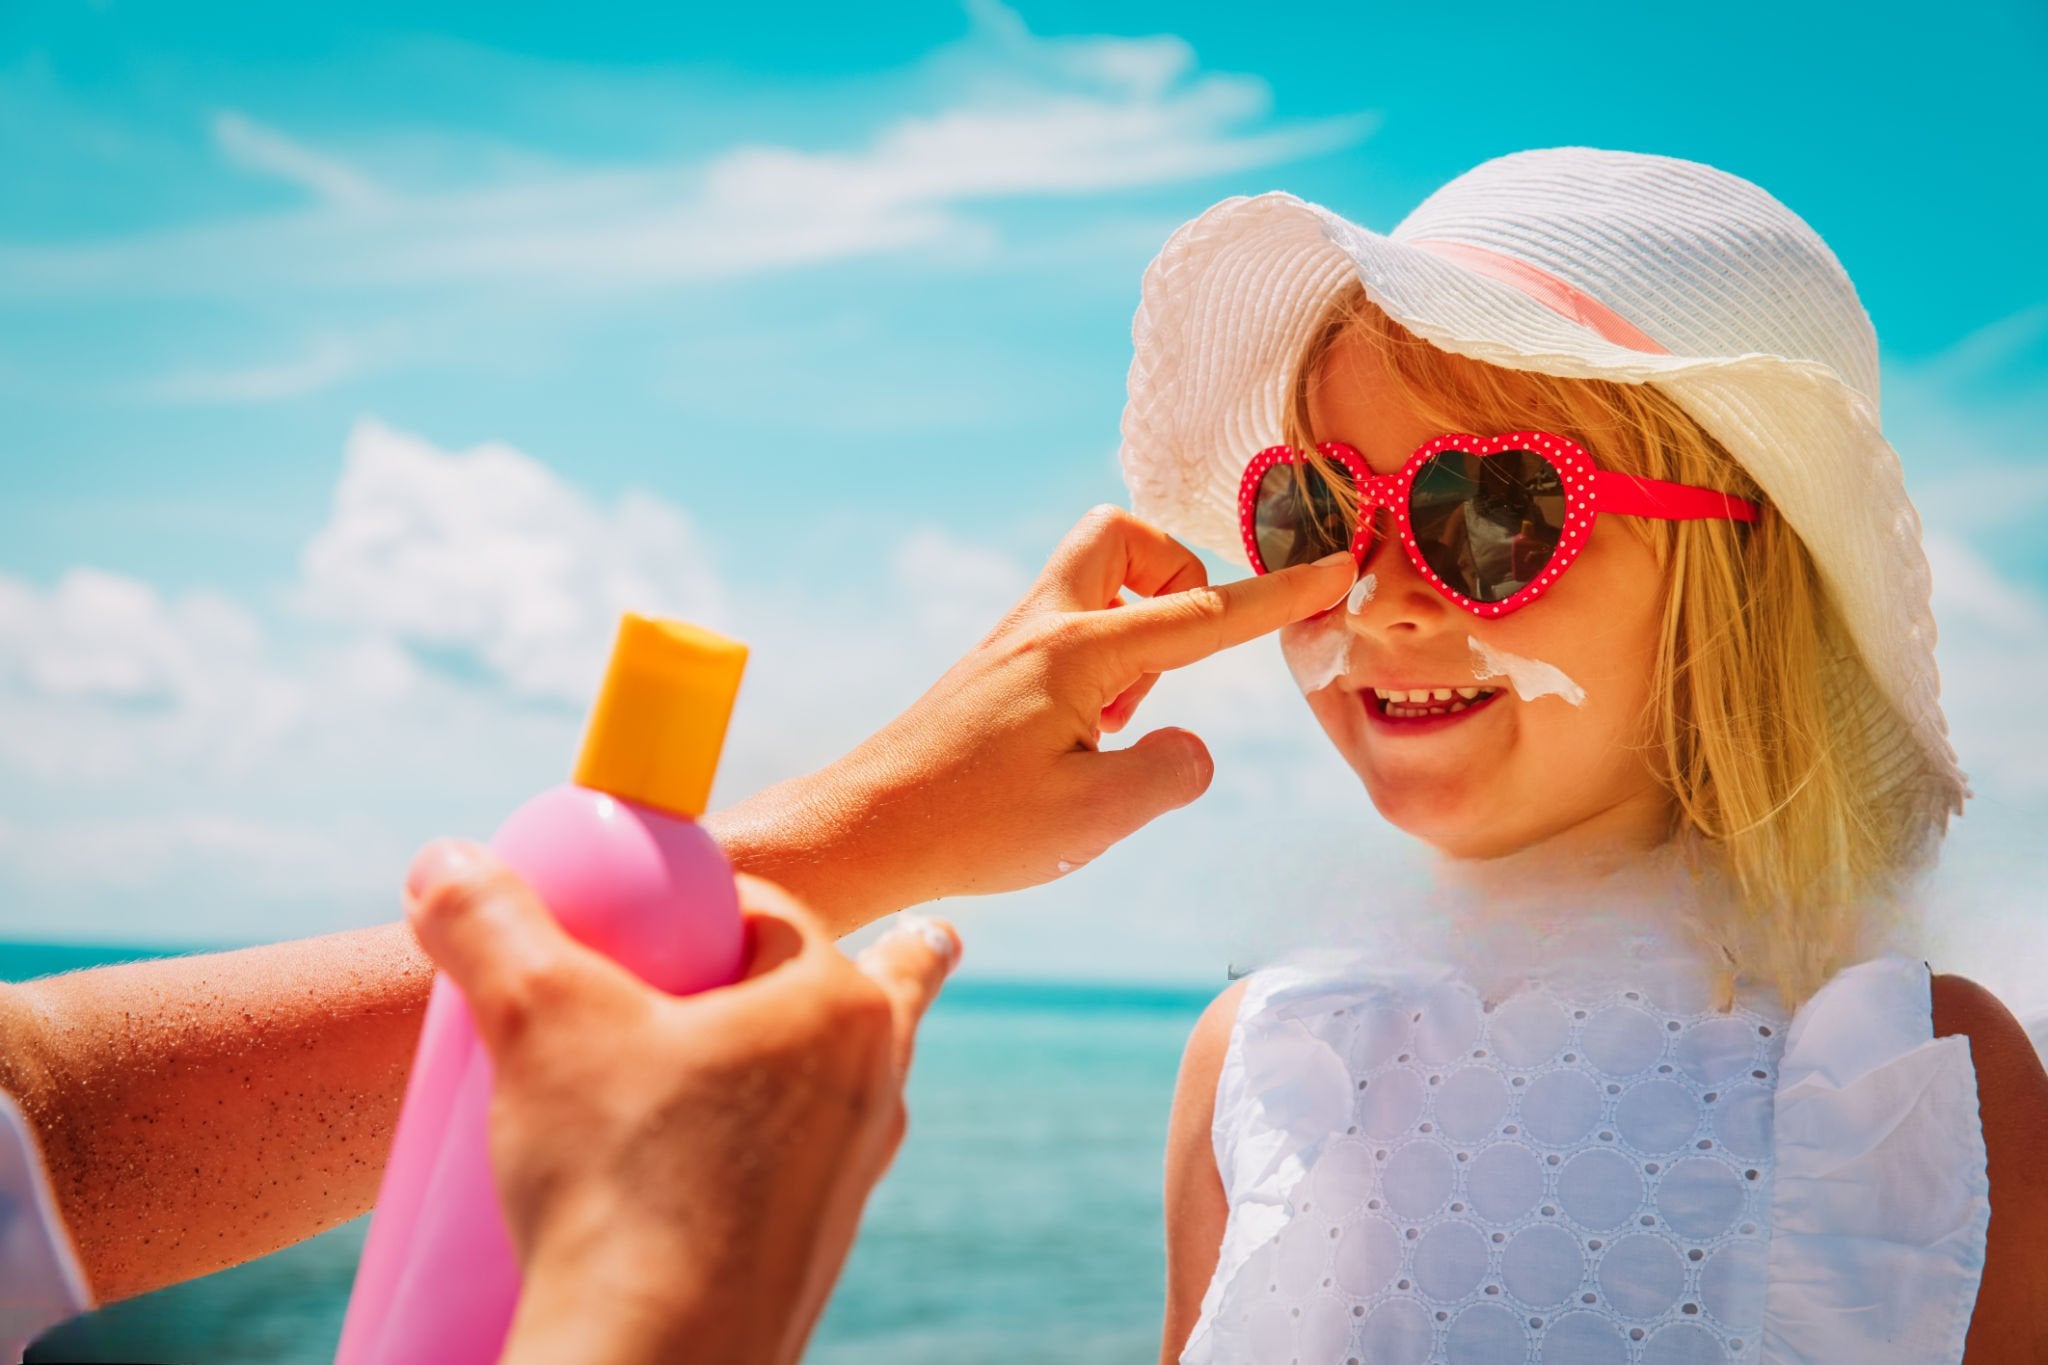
[1084,552,1355,675]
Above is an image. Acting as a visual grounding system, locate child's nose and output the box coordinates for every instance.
[1341,539,1454,636]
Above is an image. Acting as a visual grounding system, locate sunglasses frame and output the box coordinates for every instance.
[1238,429,1761,618]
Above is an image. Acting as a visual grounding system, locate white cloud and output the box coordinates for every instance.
[212,110,387,211]
[0,568,261,702]
[1926,533,2048,803]
[297,418,724,702]
[0,812,394,904]
[0,568,305,783]
[1888,301,2048,541]
[1879,314,2048,1016]
[145,333,377,404]
[889,527,1032,642]
[0,3,1373,300]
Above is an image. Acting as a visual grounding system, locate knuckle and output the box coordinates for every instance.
[478,956,578,1052]
[409,873,475,935]
[1080,502,1129,533]
[1022,611,1089,664]
[834,978,896,1041]
[516,957,580,1015]
[803,965,893,1044]
[1171,587,1232,653]
[1176,584,1230,623]
[474,980,539,1049]
[1069,777,1132,838]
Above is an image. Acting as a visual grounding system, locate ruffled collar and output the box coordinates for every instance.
[1298,841,1771,1011]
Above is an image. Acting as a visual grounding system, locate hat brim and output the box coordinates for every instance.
[1118,191,1967,835]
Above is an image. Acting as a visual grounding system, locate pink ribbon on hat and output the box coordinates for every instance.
[1407,238,1672,356]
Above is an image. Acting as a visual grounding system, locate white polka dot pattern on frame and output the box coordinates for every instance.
[1194,967,1790,1363]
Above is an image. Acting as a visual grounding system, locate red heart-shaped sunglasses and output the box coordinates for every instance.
[1239,430,1760,617]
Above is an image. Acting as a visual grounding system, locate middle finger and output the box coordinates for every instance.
[1031,506,1208,614]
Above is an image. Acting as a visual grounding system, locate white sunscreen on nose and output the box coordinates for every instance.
[1346,573,1378,614]
[1468,634,1586,706]
[1281,614,1353,693]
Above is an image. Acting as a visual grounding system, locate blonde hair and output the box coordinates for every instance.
[1286,283,1927,1009]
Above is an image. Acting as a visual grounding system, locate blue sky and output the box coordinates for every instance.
[2,0,2045,995]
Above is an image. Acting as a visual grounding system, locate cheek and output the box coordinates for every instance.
[1482,591,1664,780]
[1468,635,1588,707]
[1279,614,1354,695]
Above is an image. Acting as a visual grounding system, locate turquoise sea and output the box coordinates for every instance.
[6,941,1213,1365]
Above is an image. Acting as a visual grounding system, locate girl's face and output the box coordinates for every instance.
[1286,328,1677,862]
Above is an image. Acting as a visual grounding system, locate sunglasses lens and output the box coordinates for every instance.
[1254,458,1359,572]
[1410,449,1565,603]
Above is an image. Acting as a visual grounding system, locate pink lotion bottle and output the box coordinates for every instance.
[335,614,749,1365]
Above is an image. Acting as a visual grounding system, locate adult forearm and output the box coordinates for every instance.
[704,749,931,939]
[0,921,433,1303]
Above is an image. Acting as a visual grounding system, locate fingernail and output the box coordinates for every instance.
[896,913,960,973]
[406,838,481,901]
[1312,553,1358,608]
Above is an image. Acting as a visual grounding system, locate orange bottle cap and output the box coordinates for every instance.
[572,615,748,818]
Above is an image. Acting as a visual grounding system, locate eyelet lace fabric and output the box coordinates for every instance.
[1182,888,1988,1364]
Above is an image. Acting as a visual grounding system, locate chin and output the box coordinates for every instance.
[1358,772,1506,855]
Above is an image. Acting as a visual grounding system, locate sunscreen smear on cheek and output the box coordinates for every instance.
[1468,634,1586,706]
[1281,614,1353,694]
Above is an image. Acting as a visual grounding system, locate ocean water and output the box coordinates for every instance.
[5,943,1213,1364]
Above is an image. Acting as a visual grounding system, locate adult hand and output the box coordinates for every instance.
[707,505,1353,933]
[402,839,959,1365]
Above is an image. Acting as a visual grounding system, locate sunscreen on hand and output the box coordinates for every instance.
[335,614,748,1365]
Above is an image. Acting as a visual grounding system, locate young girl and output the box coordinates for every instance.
[1119,149,2048,1362]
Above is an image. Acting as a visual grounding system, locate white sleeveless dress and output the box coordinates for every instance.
[1182,884,1991,1365]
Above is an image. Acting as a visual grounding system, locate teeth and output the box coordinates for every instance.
[1374,686,1497,703]
[1376,686,1500,719]
[1386,699,1461,717]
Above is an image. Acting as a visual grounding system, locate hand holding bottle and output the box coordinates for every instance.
[403,841,960,1365]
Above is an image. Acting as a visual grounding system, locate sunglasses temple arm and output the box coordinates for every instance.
[1592,471,1759,523]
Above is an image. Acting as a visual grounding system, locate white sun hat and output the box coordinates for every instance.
[1119,145,1968,846]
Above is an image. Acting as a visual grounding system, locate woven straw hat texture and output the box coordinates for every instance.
[1118,147,1968,846]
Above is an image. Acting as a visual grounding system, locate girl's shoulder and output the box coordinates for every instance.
[1178,978,1249,1090]
[1930,973,2048,1361]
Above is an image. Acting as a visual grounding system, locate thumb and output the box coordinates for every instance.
[404,838,642,1055]
[1073,726,1215,847]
